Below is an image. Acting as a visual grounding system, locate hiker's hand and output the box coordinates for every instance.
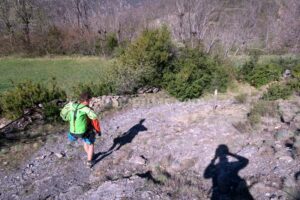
[97,131,102,137]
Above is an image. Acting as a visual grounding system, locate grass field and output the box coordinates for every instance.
[0,56,112,94]
[0,54,298,95]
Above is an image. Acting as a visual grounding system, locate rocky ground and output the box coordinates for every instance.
[0,92,300,200]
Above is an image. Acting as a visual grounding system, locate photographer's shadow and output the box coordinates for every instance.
[204,144,254,200]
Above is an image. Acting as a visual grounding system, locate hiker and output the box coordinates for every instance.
[60,92,101,167]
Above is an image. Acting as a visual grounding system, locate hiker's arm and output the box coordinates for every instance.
[60,103,71,121]
[85,107,101,134]
[228,152,249,169]
[91,119,101,133]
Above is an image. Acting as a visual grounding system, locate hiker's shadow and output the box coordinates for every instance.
[204,144,254,200]
[94,119,147,165]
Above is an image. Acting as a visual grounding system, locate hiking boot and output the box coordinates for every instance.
[86,160,94,168]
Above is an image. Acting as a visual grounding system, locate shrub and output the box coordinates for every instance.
[105,33,119,55]
[239,54,284,88]
[234,93,248,104]
[248,100,278,126]
[108,62,146,94]
[0,80,66,119]
[287,79,300,93]
[43,102,62,122]
[291,63,300,79]
[262,82,293,101]
[72,81,115,99]
[163,48,230,101]
[120,26,173,86]
[269,56,300,73]
[240,62,283,88]
[95,33,119,57]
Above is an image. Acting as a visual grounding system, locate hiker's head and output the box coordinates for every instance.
[215,144,229,161]
[80,92,92,105]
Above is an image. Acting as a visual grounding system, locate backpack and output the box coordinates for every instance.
[60,102,89,134]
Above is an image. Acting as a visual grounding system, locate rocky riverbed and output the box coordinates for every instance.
[0,93,299,200]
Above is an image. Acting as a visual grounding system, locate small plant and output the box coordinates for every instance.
[287,79,300,94]
[43,102,62,122]
[105,33,119,55]
[234,93,248,104]
[262,82,293,101]
[248,100,278,126]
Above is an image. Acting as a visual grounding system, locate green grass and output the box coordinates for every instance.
[229,54,299,68]
[0,56,112,95]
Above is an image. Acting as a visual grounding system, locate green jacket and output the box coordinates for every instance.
[60,102,98,134]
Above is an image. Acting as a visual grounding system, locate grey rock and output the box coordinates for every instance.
[293,114,300,129]
[55,152,65,158]
[283,69,292,79]
[90,96,129,113]
[153,88,160,93]
[274,129,294,140]
[279,101,299,123]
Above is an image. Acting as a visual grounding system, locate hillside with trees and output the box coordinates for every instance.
[0,0,299,56]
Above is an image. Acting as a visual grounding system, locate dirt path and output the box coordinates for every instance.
[0,97,299,200]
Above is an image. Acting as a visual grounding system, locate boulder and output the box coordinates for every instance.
[137,86,160,94]
[278,101,299,123]
[0,118,11,129]
[90,95,130,113]
[274,129,295,140]
[293,114,300,130]
[283,69,292,79]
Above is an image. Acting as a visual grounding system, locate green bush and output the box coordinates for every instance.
[262,82,293,101]
[95,33,119,57]
[43,102,62,122]
[269,56,300,72]
[108,62,147,94]
[0,80,66,119]
[72,81,115,99]
[163,48,230,101]
[240,62,282,88]
[120,26,173,86]
[287,79,300,93]
[291,63,300,79]
[105,33,119,55]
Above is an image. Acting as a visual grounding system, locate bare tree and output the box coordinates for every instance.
[0,0,15,48]
[15,0,34,49]
[73,0,90,32]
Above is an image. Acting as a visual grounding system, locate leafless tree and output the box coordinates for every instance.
[73,0,90,32]
[15,0,35,49]
[0,0,15,48]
